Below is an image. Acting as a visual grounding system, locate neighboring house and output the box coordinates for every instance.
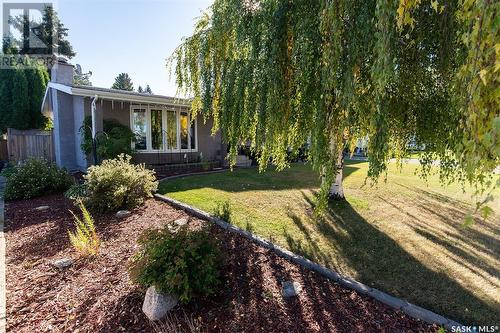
[41,58,227,171]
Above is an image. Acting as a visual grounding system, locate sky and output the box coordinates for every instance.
[57,0,213,96]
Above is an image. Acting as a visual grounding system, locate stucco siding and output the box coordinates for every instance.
[52,90,77,170]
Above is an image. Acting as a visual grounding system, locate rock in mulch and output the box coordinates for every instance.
[34,205,49,211]
[282,281,302,298]
[142,286,178,321]
[52,258,73,269]
[174,217,189,226]
[116,210,131,219]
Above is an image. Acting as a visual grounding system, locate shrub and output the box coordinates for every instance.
[0,163,16,178]
[4,158,73,200]
[129,225,222,303]
[80,116,135,161]
[84,154,157,212]
[64,183,88,201]
[213,200,231,222]
[68,200,100,256]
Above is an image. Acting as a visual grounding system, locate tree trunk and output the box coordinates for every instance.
[328,149,345,201]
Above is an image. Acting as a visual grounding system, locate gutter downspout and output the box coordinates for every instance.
[91,95,98,165]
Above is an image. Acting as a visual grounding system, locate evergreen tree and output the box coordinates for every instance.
[111,73,134,91]
[0,58,49,131]
[0,70,14,132]
[10,69,30,130]
[4,6,75,58]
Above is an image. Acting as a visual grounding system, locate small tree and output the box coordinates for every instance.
[111,73,134,91]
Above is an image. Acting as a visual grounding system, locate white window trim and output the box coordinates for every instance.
[130,105,198,153]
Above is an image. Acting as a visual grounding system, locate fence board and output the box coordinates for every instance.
[7,129,55,163]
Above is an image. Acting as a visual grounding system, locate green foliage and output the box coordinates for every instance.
[80,116,135,161]
[3,6,75,58]
[171,0,499,213]
[4,158,73,200]
[129,225,222,303]
[64,183,88,201]
[0,164,16,178]
[83,154,158,213]
[111,73,134,91]
[68,200,100,256]
[213,200,231,222]
[0,58,49,132]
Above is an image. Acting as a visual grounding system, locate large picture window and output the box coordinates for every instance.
[166,110,177,149]
[151,109,163,150]
[180,111,189,150]
[130,106,196,152]
[132,109,146,150]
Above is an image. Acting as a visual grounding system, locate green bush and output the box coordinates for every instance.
[64,183,88,201]
[4,158,73,200]
[84,154,157,212]
[80,116,135,161]
[129,225,222,303]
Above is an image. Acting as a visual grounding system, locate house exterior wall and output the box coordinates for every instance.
[82,100,226,166]
[73,96,87,170]
[52,90,78,170]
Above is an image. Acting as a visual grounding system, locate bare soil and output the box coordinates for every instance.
[5,195,438,332]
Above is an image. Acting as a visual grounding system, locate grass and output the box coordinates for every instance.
[159,161,499,325]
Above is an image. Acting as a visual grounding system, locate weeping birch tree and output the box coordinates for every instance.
[171,0,499,213]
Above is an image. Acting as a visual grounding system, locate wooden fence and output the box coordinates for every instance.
[7,128,55,163]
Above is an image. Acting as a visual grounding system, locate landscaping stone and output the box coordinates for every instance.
[174,217,188,226]
[281,281,302,298]
[115,210,131,219]
[53,258,73,269]
[142,286,178,321]
[34,205,49,211]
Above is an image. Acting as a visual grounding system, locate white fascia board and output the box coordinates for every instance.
[71,87,190,108]
[46,82,190,108]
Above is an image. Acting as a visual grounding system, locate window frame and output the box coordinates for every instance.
[129,105,198,153]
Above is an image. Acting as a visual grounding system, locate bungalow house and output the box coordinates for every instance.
[41,58,227,172]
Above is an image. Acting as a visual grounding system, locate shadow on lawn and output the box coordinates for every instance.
[283,191,497,325]
[160,161,363,194]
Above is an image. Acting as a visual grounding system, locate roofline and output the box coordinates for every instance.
[45,82,191,107]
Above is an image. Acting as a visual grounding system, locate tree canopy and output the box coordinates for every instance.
[3,5,75,58]
[111,73,134,91]
[171,0,499,213]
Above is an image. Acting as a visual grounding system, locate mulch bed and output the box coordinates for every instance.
[5,195,439,332]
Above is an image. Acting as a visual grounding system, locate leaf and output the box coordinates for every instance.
[479,69,488,85]
[463,214,474,228]
[480,205,493,220]
[431,0,439,12]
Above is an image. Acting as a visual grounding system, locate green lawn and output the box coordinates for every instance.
[159,161,499,325]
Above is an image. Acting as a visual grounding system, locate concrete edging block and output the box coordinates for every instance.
[153,193,462,330]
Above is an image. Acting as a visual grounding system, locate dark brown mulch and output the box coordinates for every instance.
[5,195,439,333]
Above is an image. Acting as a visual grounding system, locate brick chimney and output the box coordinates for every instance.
[50,57,74,85]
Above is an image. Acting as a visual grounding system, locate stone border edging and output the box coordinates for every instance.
[154,193,463,330]
[0,177,6,333]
